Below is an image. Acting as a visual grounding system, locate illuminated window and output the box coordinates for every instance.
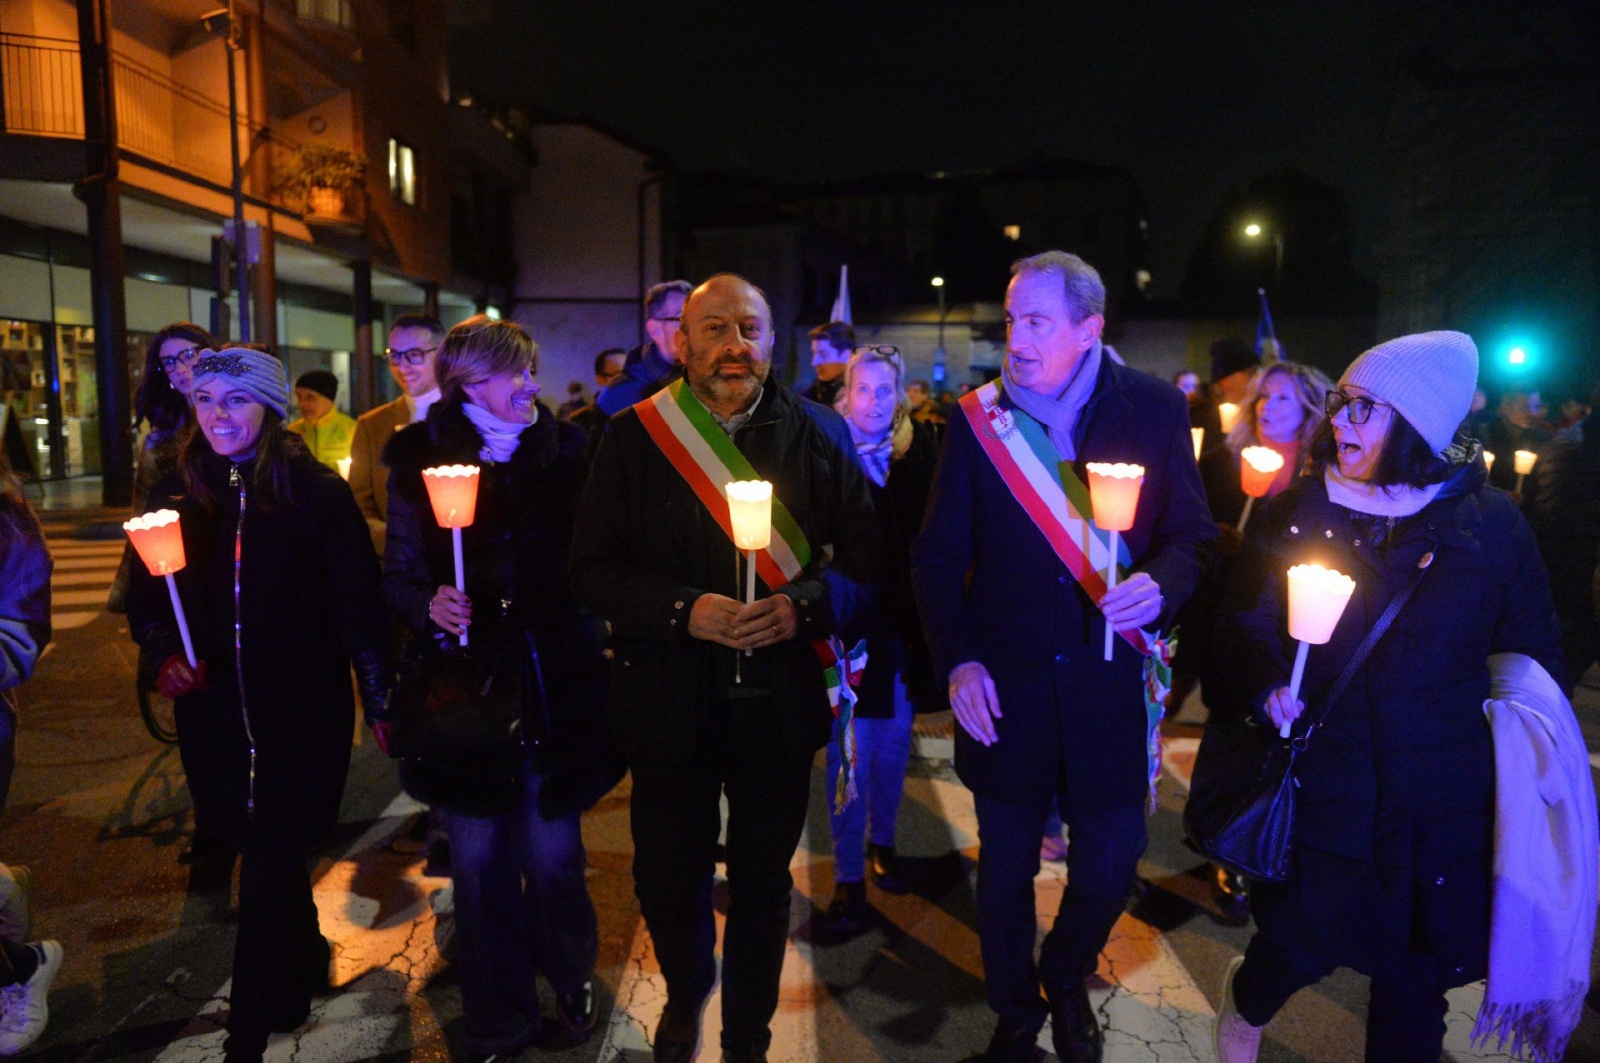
[1003,224,1021,241]
[388,138,416,205]
[297,0,352,28]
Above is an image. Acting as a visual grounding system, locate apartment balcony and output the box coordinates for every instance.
[0,31,365,229]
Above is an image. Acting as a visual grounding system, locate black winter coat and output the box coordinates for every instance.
[382,400,622,818]
[1220,459,1565,984]
[570,383,881,776]
[912,358,1217,810]
[128,447,389,847]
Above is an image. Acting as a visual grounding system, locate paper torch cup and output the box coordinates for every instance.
[1286,563,1357,645]
[124,509,187,576]
[1191,427,1204,461]
[1239,446,1285,498]
[1217,402,1241,433]
[726,480,773,551]
[1084,462,1144,533]
[421,465,481,528]
[1513,450,1537,477]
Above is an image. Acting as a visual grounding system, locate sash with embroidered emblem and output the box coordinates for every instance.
[635,379,865,810]
[958,378,1176,808]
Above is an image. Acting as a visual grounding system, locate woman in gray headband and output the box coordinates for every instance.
[124,346,393,1062]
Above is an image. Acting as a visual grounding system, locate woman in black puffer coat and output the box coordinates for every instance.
[379,316,621,1058]
[127,348,391,1063]
[1209,332,1565,1063]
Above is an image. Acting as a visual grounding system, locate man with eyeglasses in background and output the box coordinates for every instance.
[348,313,445,554]
[597,280,693,417]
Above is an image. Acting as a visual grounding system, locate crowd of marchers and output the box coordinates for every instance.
[0,248,1596,1063]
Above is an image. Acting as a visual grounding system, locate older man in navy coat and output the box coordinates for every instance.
[913,251,1216,1062]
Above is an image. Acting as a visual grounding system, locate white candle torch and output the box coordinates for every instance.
[124,510,198,669]
[1236,446,1285,533]
[336,456,352,479]
[726,480,773,668]
[1085,462,1145,662]
[1483,451,1495,474]
[1514,449,1536,494]
[1217,402,1241,433]
[1191,427,1204,461]
[421,465,481,647]
[1283,563,1357,738]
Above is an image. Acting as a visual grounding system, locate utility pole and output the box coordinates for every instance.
[223,0,251,342]
[75,0,132,506]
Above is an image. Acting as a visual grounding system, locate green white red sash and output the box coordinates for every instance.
[636,379,865,810]
[959,379,1175,808]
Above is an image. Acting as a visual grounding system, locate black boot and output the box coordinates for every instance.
[983,1017,1042,1062]
[867,843,910,894]
[653,995,706,1063]
[818,880,868,938]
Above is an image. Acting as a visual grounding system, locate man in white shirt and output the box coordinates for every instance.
[349,314,445,554]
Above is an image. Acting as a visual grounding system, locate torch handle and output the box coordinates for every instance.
[453,526,468,648]
[1103,530,1120,662]
[165,573,197,669]
[1515,473,1526,496]
[1237,494,1255,534]
[743,549,756,658]
[1283,639,1310,738]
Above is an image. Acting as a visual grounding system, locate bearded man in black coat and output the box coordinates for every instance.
[912,252,1216,1063]
[571,274,879,1063]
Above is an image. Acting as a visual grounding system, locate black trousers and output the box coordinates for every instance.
[629,695,816,1055]
[972,793,1146,1032]
[223,830,326,1055]
[1233,934,1450,1062]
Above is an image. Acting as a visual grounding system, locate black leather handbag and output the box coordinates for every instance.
[1185,555,1430,881]
[387,609,526,763]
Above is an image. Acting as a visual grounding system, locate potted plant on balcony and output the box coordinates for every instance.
[291,144,366,219]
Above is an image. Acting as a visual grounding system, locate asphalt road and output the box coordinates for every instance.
[8,511,1600,1062]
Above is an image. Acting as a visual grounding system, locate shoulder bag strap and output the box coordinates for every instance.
[1295,549,1435,746]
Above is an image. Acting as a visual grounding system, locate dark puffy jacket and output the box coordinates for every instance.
[128,447,389,847]
[1220,459,1564,983]
[382,399,622,818]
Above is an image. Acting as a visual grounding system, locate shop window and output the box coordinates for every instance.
[297,0,353,29]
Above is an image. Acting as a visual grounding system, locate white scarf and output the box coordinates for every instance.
[1323,466,1441,517]
[462,401,536,463]
[408,387,441,424]
[1473,653,1597,1063]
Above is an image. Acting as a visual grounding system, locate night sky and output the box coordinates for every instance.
[449,2,1389,299]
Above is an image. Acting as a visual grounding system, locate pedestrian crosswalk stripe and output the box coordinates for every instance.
[51,611,98,630]
[48,572,113,588]
[50,557,122,571]
[50,589,112,608]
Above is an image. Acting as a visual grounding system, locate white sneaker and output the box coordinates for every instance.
[0,868,31,945]
[1213,954,1263,1063]
[0,941,62,1055]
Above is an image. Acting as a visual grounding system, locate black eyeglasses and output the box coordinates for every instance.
[1325,390,1391,425]
[381,345,437,367]
[159,346,203,371]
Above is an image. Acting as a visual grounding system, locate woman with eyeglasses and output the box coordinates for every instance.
[377,317,621,1059]
[125,348,391,1062]
[817,345,942,935]
[1211,333,1566,1062]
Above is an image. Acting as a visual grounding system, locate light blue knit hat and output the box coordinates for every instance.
[190,347,290,420]
[1339,331,1478,455]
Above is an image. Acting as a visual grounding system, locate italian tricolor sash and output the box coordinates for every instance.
[636,379,810,592]
[635,379,865,811]
[959,378,1175,809]
[959,379,1155,656]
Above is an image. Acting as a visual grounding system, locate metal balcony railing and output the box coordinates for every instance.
[0,32,366,227]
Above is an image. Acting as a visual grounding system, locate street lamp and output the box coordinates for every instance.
[931,276,947,387]
[1242,220,1283,293]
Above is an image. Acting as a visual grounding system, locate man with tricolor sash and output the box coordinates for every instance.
[912,252,1216,1062]
[571,274,879,1063]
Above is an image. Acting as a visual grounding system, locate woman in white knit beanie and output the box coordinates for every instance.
[1209,331,1568,1062]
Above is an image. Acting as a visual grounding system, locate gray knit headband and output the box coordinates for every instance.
[191,348,290,420]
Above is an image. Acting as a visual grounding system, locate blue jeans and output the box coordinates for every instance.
[825,679,913,883]
[444,765,598,1054]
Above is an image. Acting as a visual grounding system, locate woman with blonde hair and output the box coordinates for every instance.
[817,345,942,935]
[378,316,620,1058]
